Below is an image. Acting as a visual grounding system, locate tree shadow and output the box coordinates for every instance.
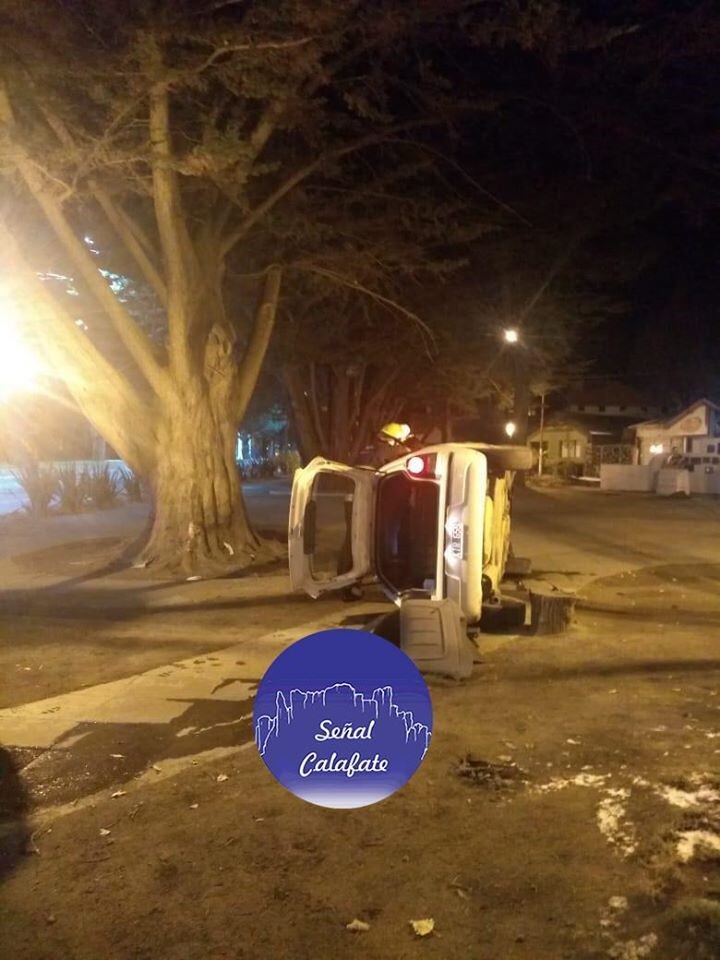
[0,746,30,884]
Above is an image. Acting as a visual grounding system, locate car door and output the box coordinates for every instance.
[288,457,376,597]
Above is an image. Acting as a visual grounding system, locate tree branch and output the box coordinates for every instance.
[93,192,168,306]
[235,265,283,421]
[290,262,436,353]
[384,137,533,226]
[188,36,316,77]
[245,97,290,169]
[0,85,170,398]
[38,99,170,303]
[148,56,197,378]
[0,217,156,471]
[221,118,442,255]
[308,361,329,451]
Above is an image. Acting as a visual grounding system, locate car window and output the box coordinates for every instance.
[307,473,355,581]
[375,472,439,595]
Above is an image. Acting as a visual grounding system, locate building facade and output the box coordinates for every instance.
[630,399,720,467]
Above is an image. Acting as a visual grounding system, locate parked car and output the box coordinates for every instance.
[288,442,532,626]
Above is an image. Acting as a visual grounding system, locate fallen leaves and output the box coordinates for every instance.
[346,919,370,932]
[410,918,435,937]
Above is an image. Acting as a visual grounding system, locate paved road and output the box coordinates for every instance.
[252,479,720,589]
[511,485,720,590]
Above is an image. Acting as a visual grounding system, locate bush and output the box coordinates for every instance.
[12,461,58,517]
[237,457,276,480]
[55,463,87,514]
[85,462,121,509]
[554,459,584,481]
[118,467,144,502]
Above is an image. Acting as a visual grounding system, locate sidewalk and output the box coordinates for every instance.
[0,502,149,565]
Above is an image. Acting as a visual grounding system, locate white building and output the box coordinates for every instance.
[631,399,720,466]
[601,399,720,495]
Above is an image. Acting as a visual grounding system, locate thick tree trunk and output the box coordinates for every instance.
[142,392,259,574]
[139,265,282,575]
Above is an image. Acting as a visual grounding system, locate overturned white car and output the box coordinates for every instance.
[288,442,532,677]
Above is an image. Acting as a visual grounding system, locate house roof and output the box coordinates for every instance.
[628,398,720,431]
[528,413,635,441]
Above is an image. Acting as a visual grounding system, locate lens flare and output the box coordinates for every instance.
[0,292,43,400]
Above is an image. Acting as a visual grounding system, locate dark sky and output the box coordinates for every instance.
[432,1,720,404]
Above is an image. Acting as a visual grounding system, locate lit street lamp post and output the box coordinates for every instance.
[502,327,530,446]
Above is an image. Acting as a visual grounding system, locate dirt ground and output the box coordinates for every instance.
[0,534,373,710]
[2,600,720,959]
[2,491,720,959]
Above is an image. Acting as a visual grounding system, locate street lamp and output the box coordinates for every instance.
[505,421,517,439]
[503,327,519,344]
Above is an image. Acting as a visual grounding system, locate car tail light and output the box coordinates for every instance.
[405,454,437,478]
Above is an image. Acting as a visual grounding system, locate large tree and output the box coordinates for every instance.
[2,0,715,574]
[0,0,504,573]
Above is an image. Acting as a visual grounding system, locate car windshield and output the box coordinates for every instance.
[375,472,439,594]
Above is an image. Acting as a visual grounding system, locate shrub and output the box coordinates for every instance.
[84,462,121,509]
[12,461,58,516]
[55,463,87,514]
[554,459,584,481]
[118,467,144,502]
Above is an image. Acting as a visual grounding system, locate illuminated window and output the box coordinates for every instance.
[560,440,581,459]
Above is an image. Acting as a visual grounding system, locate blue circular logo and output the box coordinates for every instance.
[253,628,433,809]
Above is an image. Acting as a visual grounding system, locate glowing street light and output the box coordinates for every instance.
[503,327,519,344]
[0,290,43,400]
[505,421,517,438]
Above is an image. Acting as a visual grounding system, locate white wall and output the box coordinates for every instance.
[600,464,654,492]
[689,470,720,495]
[656,469,690,496]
